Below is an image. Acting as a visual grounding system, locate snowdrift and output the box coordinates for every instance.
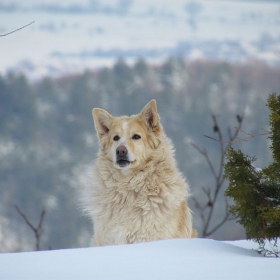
[0,239,278,280]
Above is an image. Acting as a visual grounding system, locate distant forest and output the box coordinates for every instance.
[0,58,280,252]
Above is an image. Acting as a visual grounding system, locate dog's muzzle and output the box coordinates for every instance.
[116,145,130,167]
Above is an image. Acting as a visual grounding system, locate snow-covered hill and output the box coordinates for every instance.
[0,239,278,280]
[1,0,280,79]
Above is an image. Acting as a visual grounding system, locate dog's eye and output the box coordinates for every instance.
[132,134,141,140]
[113,135,120,141]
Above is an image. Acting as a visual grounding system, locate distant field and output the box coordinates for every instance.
[1,0,280,79]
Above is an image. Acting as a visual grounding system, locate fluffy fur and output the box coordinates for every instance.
[83,100,196,246]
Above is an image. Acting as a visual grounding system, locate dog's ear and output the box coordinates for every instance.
[140,100,160,132]
[92,108,113,138]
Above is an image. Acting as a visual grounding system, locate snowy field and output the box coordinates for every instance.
[0,238,279,280]
[1,0,280,79]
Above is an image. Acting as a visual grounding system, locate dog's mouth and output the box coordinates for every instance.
[116,159,131,168]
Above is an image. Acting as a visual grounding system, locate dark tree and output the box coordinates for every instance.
[225,93,280,257]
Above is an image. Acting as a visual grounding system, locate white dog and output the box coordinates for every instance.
[83,100,196,246]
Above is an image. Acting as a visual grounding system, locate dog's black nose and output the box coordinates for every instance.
[116,145,128,156]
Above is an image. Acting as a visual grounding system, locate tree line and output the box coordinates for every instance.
[0,57,280,252]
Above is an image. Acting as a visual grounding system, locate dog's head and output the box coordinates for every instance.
[92,100,162,170]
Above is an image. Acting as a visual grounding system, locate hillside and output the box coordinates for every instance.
[0,238,279,280]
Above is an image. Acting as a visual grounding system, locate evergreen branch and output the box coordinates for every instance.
[225,94,280,256]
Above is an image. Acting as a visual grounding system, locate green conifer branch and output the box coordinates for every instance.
[225,93,280,257]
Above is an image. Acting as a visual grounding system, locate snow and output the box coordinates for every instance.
[0,239,278,280]
[1,0,280,79]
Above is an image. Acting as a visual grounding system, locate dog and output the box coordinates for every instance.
[83,100,196,246]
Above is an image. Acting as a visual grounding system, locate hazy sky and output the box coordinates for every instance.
[1,0,279,78]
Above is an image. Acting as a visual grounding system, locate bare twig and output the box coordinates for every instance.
[192,108,245,238]
[204,127,271,144]
[15,205,45,251]
[0,21,35,37]
[205,196,235,237]
[191,143,217,180]
[192,197,206,224]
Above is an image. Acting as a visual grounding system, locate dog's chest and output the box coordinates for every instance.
[102,182,165,221]
[96,179,177,243]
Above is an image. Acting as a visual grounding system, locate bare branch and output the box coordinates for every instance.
[206,210,232,237]
[0,21,35,37]
[227,126,233,140]
[15,205,36,232]
[204,127,270,144]
[191,143,218,180]
[15,205,45,251]
[206,196,235,236]
[192,196,206,224]
[192,108,245,238]
[202,187,212,204]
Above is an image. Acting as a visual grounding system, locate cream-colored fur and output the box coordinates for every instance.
[83,100,196,246]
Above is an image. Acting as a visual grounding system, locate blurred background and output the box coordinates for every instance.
[0,0,280,252]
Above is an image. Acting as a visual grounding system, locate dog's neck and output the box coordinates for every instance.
[119,168,132,177]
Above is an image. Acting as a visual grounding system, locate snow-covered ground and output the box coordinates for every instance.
[1,0,280,79]
[0,238,278,280]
